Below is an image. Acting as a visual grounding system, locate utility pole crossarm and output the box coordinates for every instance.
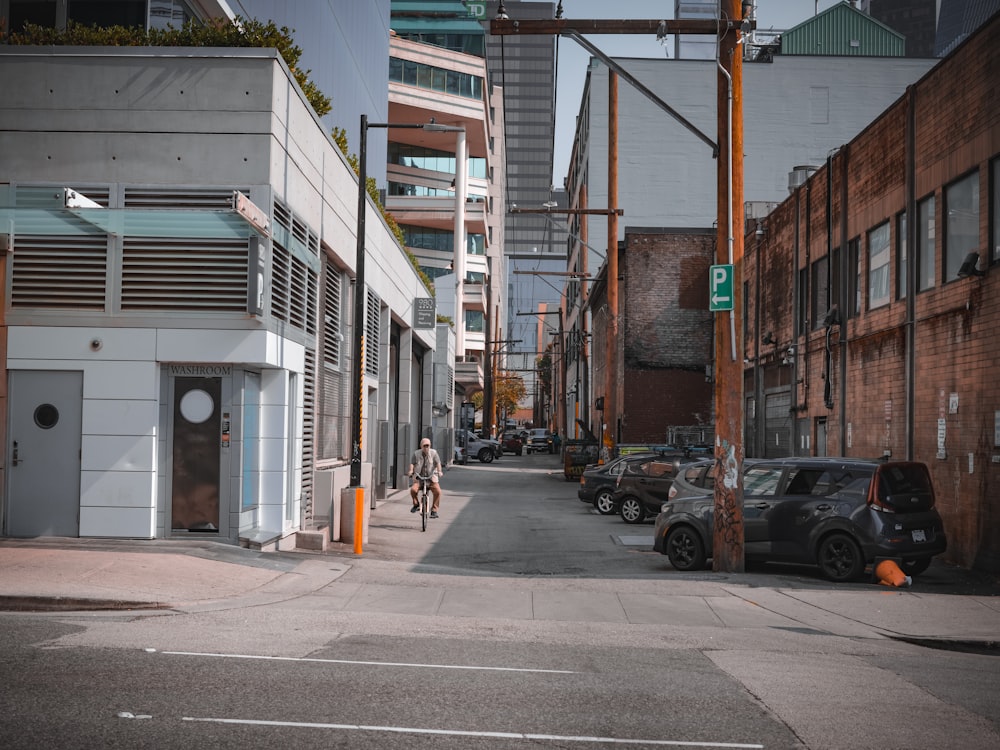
[510,207,622,215]
[489,19,754,36]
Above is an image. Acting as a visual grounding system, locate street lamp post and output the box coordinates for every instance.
[351,116,465,489]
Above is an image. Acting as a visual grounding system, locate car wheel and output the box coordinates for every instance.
[477,448,494,464]
[665,526,706,571]
[594,489,616,515]
[901,557,932,576]
[619,496,645,524]
[816,533,865,582]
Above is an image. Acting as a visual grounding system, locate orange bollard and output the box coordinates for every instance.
[353,487,364,555]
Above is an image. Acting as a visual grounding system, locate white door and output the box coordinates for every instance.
[7,371,83,537]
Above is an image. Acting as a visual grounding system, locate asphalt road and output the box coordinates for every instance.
[1,451,998,749]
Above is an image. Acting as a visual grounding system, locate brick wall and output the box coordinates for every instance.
[743,13,1000,571]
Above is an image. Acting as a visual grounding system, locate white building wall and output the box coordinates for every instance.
[580,55,938,235]
[0,46,433,540]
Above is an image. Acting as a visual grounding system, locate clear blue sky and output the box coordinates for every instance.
[551,0,842,183]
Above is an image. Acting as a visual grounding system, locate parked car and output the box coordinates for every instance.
[653,457,948,582]
[501,433,524,455]
[455,429,502,463]
[611,453,697,524]
[526,428,553,454]
[454,444,467,465]
[667,457,763,503]
[578,452,658,514]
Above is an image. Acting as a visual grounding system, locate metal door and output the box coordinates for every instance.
[7,371,83,537]
[169,374,231,535]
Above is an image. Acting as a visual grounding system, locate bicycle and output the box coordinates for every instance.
[413,473,434,532]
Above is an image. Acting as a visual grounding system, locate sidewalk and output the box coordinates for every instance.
[2,495,999,649]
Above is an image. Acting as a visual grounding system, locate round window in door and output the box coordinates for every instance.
[179,389,214,424]
[33,404,60,429]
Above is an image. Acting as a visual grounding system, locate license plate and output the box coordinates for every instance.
[911,529,927,543]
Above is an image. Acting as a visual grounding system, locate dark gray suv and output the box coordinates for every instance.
[653,458,947,582]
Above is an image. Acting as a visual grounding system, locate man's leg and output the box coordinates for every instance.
[430,483,441,513]
[410,482,420,511]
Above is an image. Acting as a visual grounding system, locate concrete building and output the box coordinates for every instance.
[384,34,507,435]
[0,1,446,546]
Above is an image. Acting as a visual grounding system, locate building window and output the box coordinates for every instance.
[389,57,483,101]
[464,309,484,333]
[945,171,979,281]
[917,195,935,291]
[868,222,890,309]
[896,211,907,299]
[847,239,860,317]
[992,158,1000,265]
[810,258,829,331]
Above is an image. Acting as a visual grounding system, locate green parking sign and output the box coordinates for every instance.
[709,264,733,311]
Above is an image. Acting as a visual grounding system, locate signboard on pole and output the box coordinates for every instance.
[709,264,733,311]
[414,297,436,329]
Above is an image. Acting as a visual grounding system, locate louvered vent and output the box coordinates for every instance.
[323,263,342,367]
[270,200,319,335]
[318,360,347,461]
[301,346,316,526]
[124,187,247,209]
[365,290,381,376]
[10,235,108,310]
[121,237,249,311]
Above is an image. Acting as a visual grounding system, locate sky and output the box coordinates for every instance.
[550,0,843,183]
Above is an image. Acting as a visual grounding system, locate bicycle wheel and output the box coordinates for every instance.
[421,490,428,532]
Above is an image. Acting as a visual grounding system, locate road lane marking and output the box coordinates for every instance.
[159,650,576,674]
[182,716,764,747]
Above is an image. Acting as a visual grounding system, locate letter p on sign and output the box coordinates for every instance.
[709,264,733,312]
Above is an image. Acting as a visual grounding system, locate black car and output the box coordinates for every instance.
[653,457,948,582]
[611,454,696,524]
[578,453,658,515]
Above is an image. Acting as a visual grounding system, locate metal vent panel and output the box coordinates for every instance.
[10,236,108,309]
[121,237,249,311]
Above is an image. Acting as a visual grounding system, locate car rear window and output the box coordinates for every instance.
[874,463,936,512]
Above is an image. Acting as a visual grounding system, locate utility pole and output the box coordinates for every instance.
[606,71,619,453]
[712,0,746,572]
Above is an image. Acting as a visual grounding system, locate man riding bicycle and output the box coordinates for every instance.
[408,437,443,518]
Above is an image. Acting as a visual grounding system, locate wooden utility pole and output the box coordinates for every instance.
[712,0,746,572]
[606,71,619,453]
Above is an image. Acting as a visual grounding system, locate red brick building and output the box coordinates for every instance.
[744,11,1000,571]
[588,228,715,445]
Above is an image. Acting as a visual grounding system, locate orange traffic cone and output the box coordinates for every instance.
[875,559,912,588]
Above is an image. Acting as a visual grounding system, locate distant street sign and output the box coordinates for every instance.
[709,264,733,312]
[414,297,436,329]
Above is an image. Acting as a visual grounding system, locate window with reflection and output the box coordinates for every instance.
[896,211,907,299]
[945,172,979,281]
[868,222,890,309]
[917,195,935,291]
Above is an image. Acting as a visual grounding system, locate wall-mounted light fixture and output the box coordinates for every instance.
[762,331,774,345]
[957,251,985,278]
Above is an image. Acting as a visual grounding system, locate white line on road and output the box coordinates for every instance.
[159,650,576,674]
[181,716,764,748]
